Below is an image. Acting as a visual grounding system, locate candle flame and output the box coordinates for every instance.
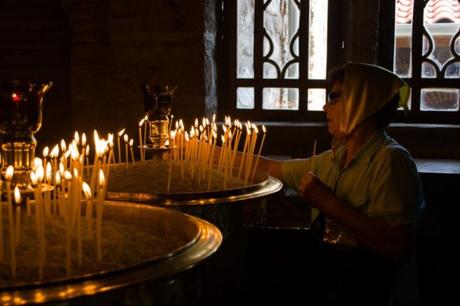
[123,134,129,142]
[117,128,125,137]
[55,172,61,185]
[11,92,21,103]
[64,170,72,181]
[50,144,59,158]
[129,138,134,146]
[46,162,52,181]
[30,172,38,186]
[33,157,43,170]
[74,131,80,145]
[138,118,145,127]
[59,162,65,174]
[82,182,92,199]
[14,186,21,204]
[71,147,79,160]
[94,130,100,144]
[5,166,14,180]
[73,168,79,179]
[60,139,67,152]
[262,125,266,133]
[86,145,90,154]
[98,169,105,188]
[36,166,44,183]
[42,146,49,158]
[81,132,87,146]
[107,134,114,148]
[194,118,199,127]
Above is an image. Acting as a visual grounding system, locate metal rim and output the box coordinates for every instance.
[0,202,222,305]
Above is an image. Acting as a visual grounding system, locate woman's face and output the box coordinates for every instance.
[323,81,343,137]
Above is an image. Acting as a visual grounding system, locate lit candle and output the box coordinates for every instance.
[138,118,145,161]
[82,181,93,238]
[117,128,125,164]
[129,138,135,164]
[251,125,267,183]
[143,115,148,153]
[5,166,16,278]
[96,169,105,262]
[13,186,21,246]
[0,176,3,262]
[123,134,129,167]
[42,146,49,169]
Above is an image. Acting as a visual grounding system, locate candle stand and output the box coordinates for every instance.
[0,81,52,188]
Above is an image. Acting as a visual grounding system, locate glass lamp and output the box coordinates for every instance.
[0,80,52,187]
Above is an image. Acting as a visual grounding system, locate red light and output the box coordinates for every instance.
[11,93,21,103]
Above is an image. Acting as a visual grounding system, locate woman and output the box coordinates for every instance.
[258,62,424,306]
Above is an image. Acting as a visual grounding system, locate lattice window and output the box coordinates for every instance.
[219,0,341,121]
[382,0,460,123]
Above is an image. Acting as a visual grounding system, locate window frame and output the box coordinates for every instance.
[217,0,345,122]
[378,0,460,124]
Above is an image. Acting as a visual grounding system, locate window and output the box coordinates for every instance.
[219,0,343,121]
[380,0,460,123]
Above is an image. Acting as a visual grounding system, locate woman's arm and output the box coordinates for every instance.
[299,171,412,262]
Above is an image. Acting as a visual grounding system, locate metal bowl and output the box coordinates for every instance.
[0,201,222,305]
[106,169,282,206]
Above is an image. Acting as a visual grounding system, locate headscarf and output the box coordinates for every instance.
[338,62,410,137]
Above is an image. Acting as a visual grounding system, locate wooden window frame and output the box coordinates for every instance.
[379,0,460,124]
[217,0,344,122]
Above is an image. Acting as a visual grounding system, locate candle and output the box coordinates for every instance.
[117,128,125,164]
[42,146,49,169]
[5,166,16,278]
[251,125,267,183]
[138,118,145,161]
[129,138,135,164]
[13,186,21,246]
[237,124,251,179]
[0,177,3,262]
[143,115,148,154]
[96,169,105,262]
[123,134,129,168]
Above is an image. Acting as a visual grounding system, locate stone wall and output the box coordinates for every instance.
[0,0,207,148]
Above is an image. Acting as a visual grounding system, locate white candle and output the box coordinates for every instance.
[5,166,16,278]
[124,134,129,167]
[117,128,125,164]
[138,118,145,161]
[0,178,3,262]
[129,139,135,164]
[14,186,21,246]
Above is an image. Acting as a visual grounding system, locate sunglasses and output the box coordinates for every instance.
[326,91,342,105]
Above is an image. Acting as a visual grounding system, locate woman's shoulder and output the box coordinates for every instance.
[376,136,416,168]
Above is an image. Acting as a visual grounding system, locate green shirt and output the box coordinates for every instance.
[281,129,424,226]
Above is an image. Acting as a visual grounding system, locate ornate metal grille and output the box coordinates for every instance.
[219,0,343,121]
[380,0,460,123]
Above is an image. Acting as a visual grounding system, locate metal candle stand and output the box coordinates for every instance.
[0,80,52,188]
[140,83,177,159]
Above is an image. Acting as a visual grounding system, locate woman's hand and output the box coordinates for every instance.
[298,171,336,213]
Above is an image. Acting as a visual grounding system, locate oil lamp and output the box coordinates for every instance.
[141,84,177,149]
[0,80,53,187]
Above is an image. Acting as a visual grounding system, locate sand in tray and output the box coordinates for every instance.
[107,159,246,194]
[0,203,198,284]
